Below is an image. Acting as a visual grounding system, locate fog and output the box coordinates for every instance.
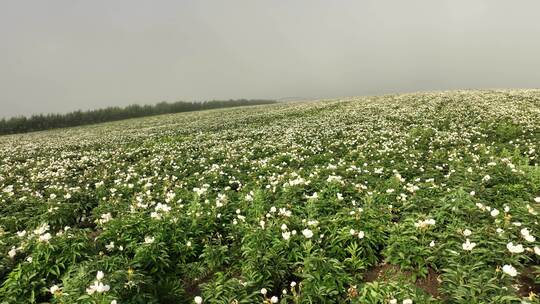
[1,0,540,118]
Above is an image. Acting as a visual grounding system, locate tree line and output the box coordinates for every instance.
[0,99,276,135]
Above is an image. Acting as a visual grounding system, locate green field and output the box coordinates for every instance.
[1,90,539,303]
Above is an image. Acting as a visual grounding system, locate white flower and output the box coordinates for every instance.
[496,228,504,234]
[349,229,356,235]
[290,281,297,287]
[96,282,110,293]
[281,224,288,231]
[506,242,524,254]
[520,228,535,242]
[307,220,319,227]
[490,209,500,217]
[463,229,472,237]
[279,208,292,217]
[8,246,16,258]
[39,233,52,242]
[260,288,267,295]
[302,229,313,239]
[535,197,540,203]
[462,239,476,251]
[98,213,113,224]
[33,223,49,235]
[105,242,115,251]
[414,219,435,229]
[193,187,207,196]
[50,284,60,294]
[502,264,518,277]
[85,272,108,295]
[16,230,27,238]
[144,236,155,244]
[389,300,397,304]
[194,296,203,304]
[111,301,117,304]
[96,271,105,281]
[429,240,435,247]
[357,231,365,239]
[534,246,540,256]
[305,192,318,200]
[403,299,413,304]
[270,296,278,303]
[86,281,110,295]
[282,231,291,241]
[155,203,171,213]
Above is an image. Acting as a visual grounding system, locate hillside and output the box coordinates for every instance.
[0,90,539,303]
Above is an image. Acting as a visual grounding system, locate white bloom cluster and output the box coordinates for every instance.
[86,271,110,295]
[502,264,518,277]
[98,213,113,224]
[32,223,52,243]
[302,229,313,239]
[506,242,524,254]
[151,203,171,219]
[520,228,535,242]
[145,236,155,244]
[414,218,435,229]
[462,239,476,251]
[349,229,365,239]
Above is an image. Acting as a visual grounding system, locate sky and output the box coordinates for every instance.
[1,0,540,118]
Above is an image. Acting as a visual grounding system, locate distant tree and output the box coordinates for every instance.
[0,99,276,135]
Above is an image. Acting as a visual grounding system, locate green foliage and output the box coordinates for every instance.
[1,90,540,303]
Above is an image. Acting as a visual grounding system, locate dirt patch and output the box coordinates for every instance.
[183,278,202,297]
[416,268,441,299]
[363,264,442,299]
[517,267,540,298]
[363,264,397,282]
[87,228,102,240]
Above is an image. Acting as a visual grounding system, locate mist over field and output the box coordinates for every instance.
[2,0,540,118]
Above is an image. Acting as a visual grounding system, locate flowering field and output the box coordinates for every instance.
[1,90,539,303]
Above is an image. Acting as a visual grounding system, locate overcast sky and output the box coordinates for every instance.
[1,0,540,118]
